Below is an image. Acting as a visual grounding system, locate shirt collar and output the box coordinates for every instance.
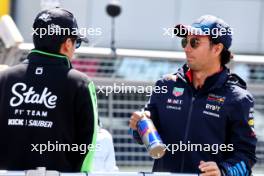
[25,49,72,68]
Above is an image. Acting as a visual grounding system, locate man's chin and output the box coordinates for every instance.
[187,63,200,71]
[187,62,195,68]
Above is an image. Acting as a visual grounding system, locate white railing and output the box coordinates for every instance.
[0,167,263,176]
[0,167,198,176]
[0,171,263,176]
[18,43,264,64]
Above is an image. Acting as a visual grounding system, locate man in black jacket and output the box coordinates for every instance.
[0,8,98,172]
[129,15,257,176]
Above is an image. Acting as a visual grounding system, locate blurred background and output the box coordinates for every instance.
[0,0,263,174]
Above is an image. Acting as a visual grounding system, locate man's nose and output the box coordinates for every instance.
[184,43,192,52]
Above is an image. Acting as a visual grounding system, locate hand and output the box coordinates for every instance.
[199,160,221,176]
[129,111,150,130]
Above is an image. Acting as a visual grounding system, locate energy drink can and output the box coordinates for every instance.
[137,116,165,159]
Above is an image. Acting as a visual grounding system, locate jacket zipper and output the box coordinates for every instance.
[180,95,195,172]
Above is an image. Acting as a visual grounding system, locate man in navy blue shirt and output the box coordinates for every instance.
[129,15,257,176]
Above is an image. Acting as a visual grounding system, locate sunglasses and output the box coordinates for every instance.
[181,37,202,49]
[75,37,82,49]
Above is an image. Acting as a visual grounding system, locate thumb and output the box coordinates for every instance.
[143,111,151,118]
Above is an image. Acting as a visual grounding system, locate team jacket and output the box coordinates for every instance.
[0,50,98,172]
[132,64,257,175]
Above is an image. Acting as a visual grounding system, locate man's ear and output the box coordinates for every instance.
[60,38,72,52]
[66,38,73,51]
[213,43,224,56]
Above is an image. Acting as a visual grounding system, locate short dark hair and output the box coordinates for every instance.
[210,37,232,66]
[33,35,77,54]
[220,48,232,66]
[33,35,65,53]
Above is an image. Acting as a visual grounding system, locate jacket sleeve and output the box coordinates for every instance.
[219,94,257,176]
[73,80,98,172]
[131,80,162,144]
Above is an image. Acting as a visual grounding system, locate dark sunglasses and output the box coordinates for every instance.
[181,38,201,49]
[69,37,82,49]
[75,37,82,49]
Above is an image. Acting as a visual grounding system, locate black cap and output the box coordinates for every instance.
[33,7,88,47]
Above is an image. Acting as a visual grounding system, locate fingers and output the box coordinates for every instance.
[200,164,218,172]
[199,161,215,169]
[200,160,206,165]
[199,161,221,176]
[129,111,150,130]
[129,111,142,130]
[200,171,219,176]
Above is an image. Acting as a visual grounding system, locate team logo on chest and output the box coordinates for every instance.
[166,87,184,111]
[172,87,184,97]
[203,94,226,118]
[207,93,225,104]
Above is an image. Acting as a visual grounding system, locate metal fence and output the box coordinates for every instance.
[4,43,264,173]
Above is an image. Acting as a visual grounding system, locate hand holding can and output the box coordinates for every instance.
[137,113,165,159]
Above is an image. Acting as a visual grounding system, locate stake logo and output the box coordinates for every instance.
[10,82,57,109]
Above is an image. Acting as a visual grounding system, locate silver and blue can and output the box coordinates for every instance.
[137,117,165,159]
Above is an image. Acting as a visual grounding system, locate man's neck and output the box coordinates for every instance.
[192,65,222,89]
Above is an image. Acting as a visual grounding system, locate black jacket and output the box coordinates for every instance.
[133,64,257,175]
[0,50,98,172]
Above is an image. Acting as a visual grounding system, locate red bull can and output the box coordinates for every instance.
[137,116,165,159]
